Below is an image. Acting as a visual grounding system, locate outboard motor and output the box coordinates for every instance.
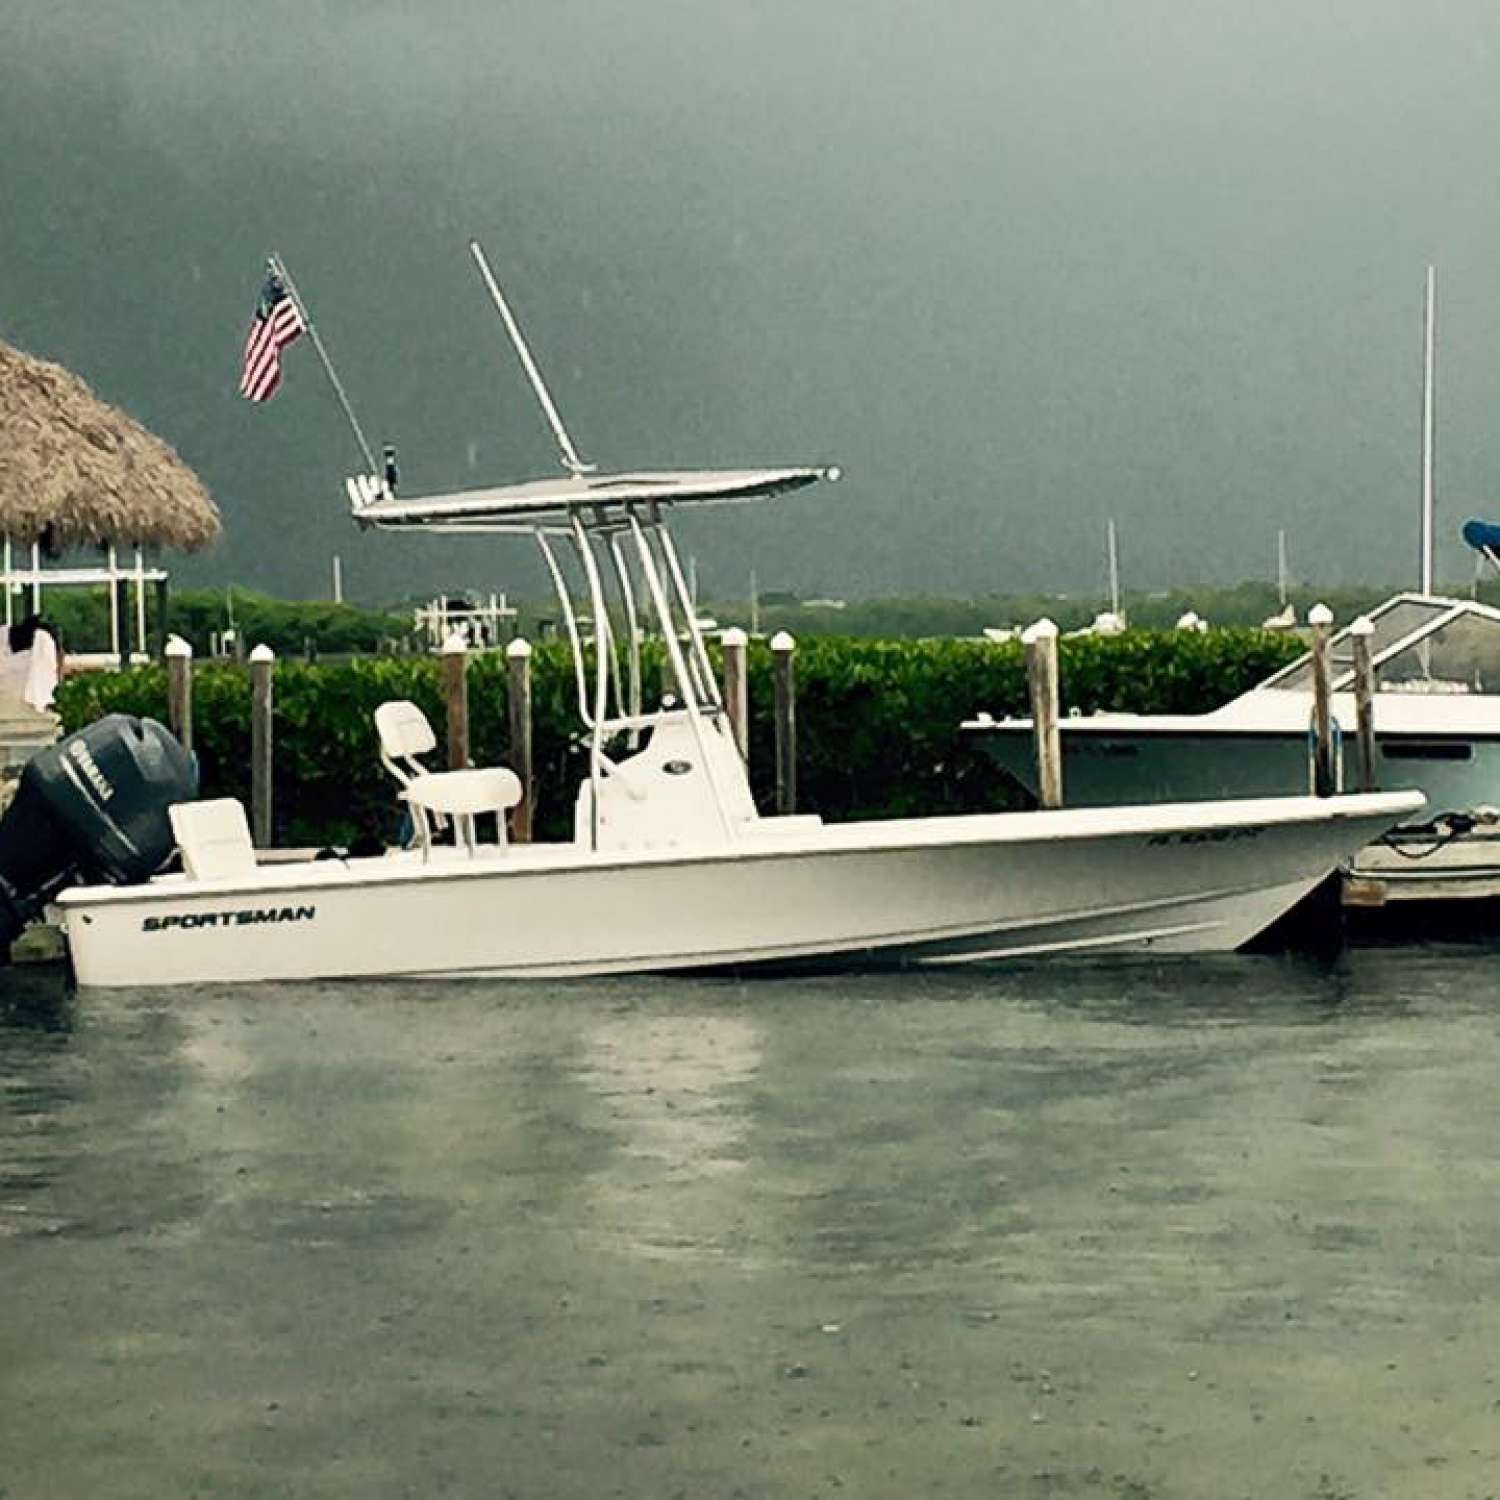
[0,715,197,956]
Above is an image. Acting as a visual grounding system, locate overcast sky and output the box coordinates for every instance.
[5,1,1500,604]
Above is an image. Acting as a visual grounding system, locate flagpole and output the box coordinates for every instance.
[268,253,379,478]
[1106,517,1120,618]
[1419,264,1437,595]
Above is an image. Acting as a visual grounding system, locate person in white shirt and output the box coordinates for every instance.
[0,615,62,712]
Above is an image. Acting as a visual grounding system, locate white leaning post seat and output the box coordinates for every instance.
[374,700,523,856]
[169,799,259,880]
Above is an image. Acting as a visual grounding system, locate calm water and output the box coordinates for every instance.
[5,950,1500,1499]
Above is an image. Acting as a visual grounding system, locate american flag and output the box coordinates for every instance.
[239,271,305,402]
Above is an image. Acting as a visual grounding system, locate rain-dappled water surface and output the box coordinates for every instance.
[5,950,1500,1499]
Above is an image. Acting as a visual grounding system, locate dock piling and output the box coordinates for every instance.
[249,644,274,849]
[506,636,534,842]
[1308,602,1336,797]
[771,630,797,814]
[1023,617,1063,809]
[721,626,749,763]
[165,634,193,754]
[442,632,470,771]
[1350,614,1378,792]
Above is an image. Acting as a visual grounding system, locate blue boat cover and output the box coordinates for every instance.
[1462,517,1500,553]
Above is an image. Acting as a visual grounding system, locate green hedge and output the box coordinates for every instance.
[55,629,1303,847]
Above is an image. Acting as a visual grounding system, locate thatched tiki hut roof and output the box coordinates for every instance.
[0,338,221,552]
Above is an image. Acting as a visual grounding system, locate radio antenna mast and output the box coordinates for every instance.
[468,238,594,476]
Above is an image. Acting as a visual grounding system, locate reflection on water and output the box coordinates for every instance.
[0,962,73,1033]
[0,974,204,1246]
[577,1004,763,1264]
[5,949,1500,1498]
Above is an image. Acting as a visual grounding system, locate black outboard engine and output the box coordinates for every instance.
[0,715,197,956]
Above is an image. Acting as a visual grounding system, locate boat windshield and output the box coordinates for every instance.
[1261,595,1500,694]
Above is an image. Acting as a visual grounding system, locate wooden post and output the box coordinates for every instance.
[165,634,193,754]
[1023,618,1063,809]
[771,630,796,815]
[506,637,534,843]
[1350,613,1377,793]
[721,625,749,762]
[249,644,274,850]
[113,571,131,670]
[153,577,170,660]
[442,631,470,770]
[1308,602,1336,797]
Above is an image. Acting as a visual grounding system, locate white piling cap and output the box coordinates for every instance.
[1308,602,1334,626]
[505,636,533,659]
[1349,614,1375,637]
[720,626,749,647]
[1021,617,1059,644]
[770,630,796,652]
[248,643,275,664]
[164,634,193,658]
[441,631,468,655]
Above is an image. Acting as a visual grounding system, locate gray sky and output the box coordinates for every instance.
[5,0,1500,603]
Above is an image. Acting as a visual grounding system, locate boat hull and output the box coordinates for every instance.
[970,722,1496,816]
[56,793,1422,987]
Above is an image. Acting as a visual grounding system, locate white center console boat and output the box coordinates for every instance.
[29,250,1423,986]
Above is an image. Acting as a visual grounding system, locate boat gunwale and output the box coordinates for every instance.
[55,791,1423,911]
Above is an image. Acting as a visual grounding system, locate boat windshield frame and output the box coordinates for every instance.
[1258,592,1500,694]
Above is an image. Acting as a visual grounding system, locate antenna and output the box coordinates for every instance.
[468,239,594,477]
[1277,528,1289,607]
[1420,264,1437,594]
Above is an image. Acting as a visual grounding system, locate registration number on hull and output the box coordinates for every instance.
[1145,826,1265,847]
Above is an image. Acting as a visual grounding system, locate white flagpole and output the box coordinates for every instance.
[1420,264,1437,594]
[268,253,379,478]
[1106,518,1120,618]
